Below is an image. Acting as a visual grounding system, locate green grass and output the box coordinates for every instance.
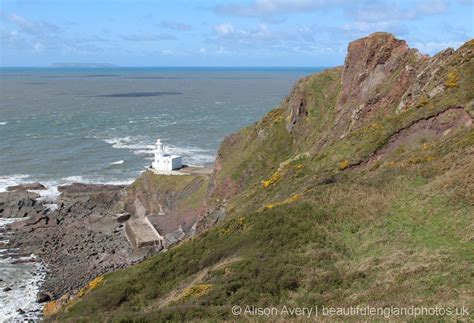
[50,158,473,321]
[127,171,209,213]
[48,40,474,322]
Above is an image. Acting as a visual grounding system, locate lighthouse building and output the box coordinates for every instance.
[152,139,182,172]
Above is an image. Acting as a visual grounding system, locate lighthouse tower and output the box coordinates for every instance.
[155,139,164,158]
[152,138,182,172]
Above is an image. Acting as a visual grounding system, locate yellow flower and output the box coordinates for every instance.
[338,160,350,170]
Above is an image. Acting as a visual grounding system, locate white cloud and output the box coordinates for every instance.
[33,42,44,53]
[161,49,173,55]
[215,0,346,17]
[0,29,19,43]
[216,47,232,55]
[342,21,408,36]
[291,44,343,54]
[416,0,448,15]
[120,33,176,41]
[212,23,270,45]
[0,12,110,55]
[214,23,236,35]
[210,22,320,53]
[413,40,464,55]
[5,13,59,35]
[159,21,192,31]
[349,0,448,23]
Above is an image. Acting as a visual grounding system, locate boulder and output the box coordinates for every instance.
[0,190,43,218]
[115,212,131,223]
[36,292,51,303]
[7,182,46,192]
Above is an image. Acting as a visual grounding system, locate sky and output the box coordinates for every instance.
[0,0,473,67]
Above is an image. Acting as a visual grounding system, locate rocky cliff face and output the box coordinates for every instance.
[334,33,420,135]
[206,33,473,221]
[125,171,209,236]
[47,34,474,321]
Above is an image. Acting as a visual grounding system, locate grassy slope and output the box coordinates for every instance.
[50,155,474,321]
[50,41,473,321]
[126,170,209,213]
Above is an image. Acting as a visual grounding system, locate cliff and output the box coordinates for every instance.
[125,171,209,237]
[47,33,474,321]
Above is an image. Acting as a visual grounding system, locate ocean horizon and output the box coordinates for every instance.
[0,66,324,194]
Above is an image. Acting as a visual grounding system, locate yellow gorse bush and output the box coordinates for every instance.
[338,159,350,170]
[262,168,282,188]
[43,299,61,317]
[445,70,460,88]
[77,276,104,298]
[263,193,302,210]
[43,275,104,317]
[176,284,212,303]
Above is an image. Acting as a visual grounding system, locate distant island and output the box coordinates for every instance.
[50,62,119,68]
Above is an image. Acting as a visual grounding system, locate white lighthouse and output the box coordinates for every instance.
[152,139,182,172]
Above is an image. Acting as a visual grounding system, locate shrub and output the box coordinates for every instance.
[369,122,384,131]
[219,216,247,235]
[294,164,305,170]
[44,276,104,317]
[416,94,430,108]
[338,160,350,170]
[43,300,61,317]
[176,284,213,303]
[444,71,460,88]
[262,169,282,188]
[263,193,302,210]
[77,276,104,298]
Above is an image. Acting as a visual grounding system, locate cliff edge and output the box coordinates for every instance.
[47,33,474,321]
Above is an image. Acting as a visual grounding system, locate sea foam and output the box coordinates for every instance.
[0,174,30,192]
[0,218,47,321]
[31,184,61,202]
[102,136,215,165]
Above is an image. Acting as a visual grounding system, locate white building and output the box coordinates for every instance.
[152,139,182,172]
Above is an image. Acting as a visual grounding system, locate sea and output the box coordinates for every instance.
[0,67,323,193]
[0,66,322,321]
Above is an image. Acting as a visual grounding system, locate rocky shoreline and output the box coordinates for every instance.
[0,182,163,312]
[0,167,213,320]
[0,217,47,320]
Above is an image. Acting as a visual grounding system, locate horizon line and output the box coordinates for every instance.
[0,65,331,68]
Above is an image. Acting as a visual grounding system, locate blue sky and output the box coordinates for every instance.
[0,0,472,66]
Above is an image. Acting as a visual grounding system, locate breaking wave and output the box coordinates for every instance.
[0,174,30,192]
[102,136,215,165]
[0,218,47,321]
